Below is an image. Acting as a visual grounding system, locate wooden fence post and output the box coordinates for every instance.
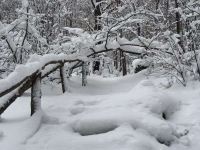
[60,63,67,93]
[82,62,87,86]
[122,51,127,76]
[31,73,42,116]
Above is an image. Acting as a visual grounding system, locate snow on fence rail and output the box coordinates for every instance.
[0,53,87,96]
[0,53,88,115]
[0,45,144,116]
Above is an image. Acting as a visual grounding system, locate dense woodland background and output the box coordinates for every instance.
[0,0,200,86]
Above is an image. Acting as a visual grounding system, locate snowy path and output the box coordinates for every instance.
[1,73,200,150]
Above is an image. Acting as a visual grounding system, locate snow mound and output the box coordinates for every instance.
[150,95,180,120]
[0,110,43,150]
[42,113,60,124]
[71,80,180,146]
[18,110,43,143]
[131,80,180,119]
[73,118,118,136]
[70,106,85,115]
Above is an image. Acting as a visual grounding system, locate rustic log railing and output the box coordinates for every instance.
[0,47,143,117]
[0,54,88,116]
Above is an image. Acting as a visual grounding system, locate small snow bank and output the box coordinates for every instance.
[71,80,180,146]
[130,80,180,120]
[0,131,4,140]
[114,124,167,150]
[42,113,60,124]
[73,118,118,136]
[88,124,167,150]
[69,70,146,95]
[20,110,43,142]
[0,110,43,149]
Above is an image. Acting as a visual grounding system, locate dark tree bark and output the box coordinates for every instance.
[155,0,160,10]
[91,0,102,30]
[137,23,141,36]
[82,62,87,86]
[114,50,119,70]
[132,3,141,36]
[93,61,100,73]
[175,0,181,35]
[60,63,67,93]
[119,50,127,76]
[122,52,127,76]
[19,6,29,64]
[174,0,185,53]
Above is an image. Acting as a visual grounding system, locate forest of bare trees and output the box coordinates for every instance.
[0,0,200,86]
[1,1,200,149]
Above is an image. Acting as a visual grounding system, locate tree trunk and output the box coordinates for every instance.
[119,49,127,76]
[174,0,185,53]
[91,0,102,30]
[156,0,160,10]
[175,0,181,35]
[82,62,87,86]
[120,50,127,76]
[114,50,118,70]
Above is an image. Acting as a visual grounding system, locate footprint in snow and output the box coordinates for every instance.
[140,80,154,87]
[0,131,4,140]
[71,99,101,115]
[74,100,100,106]
[70,106,85,115]
[74,100,85,106]
[85,100,100,106]
[47,105,68,113]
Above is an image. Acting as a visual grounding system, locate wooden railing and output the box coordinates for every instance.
[0,54,88,116]
[0,48,142,116]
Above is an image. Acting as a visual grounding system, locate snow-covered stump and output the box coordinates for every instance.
[59,63,67,93]
[31,73,42,116]
[82,62,87,86]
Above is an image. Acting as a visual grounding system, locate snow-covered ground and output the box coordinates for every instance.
[1,71,200,150]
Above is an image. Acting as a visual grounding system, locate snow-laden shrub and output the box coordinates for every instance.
[132,59,149,73]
